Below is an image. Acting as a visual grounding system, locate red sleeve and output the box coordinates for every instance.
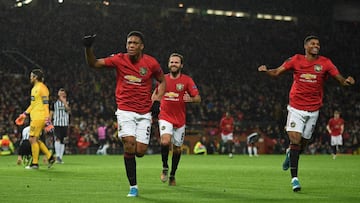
[104,53,123,68]
[282,54,298,70]
[325,59,340,77]
[186,77,199,97]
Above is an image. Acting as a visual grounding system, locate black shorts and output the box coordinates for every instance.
[18,140,32,156]
[54,126,68,143]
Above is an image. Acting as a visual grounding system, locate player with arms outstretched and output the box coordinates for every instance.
[258,35,355,192]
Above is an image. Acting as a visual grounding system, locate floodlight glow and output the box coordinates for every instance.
[225,11,233,16]
[263,14,272,19]
[235,12,245,17]
[274,15,282,20]
[23,0,32,4]
[185,7,294,22]
[283,16,292,21]
[214,10,224,15]
[186,8,195,13]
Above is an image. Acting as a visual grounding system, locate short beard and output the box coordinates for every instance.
[170,69,181,77]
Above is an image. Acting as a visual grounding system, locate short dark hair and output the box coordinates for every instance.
[169,52,184,64]
[304,35,319,44]
[31,69,44,82]
[127,31,145,44]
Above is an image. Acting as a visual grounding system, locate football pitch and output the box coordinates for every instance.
[1,154,359,203]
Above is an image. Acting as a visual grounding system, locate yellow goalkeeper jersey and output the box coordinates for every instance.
[25,81,50,120]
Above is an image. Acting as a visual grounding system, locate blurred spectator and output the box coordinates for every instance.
[77,133,90,154]
[96,119,108,155]
[0,135,15,155]
[193,136,207,155]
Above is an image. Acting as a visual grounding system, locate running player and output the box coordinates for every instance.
[258,35,355,192]
[156,53,201,186]
[83,31,166,197]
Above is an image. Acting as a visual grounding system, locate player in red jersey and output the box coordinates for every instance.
[83,31,166,197]
[258,35,355,192]
[326,110,345,159]
[155,53,201,186]
[220,111,235,158]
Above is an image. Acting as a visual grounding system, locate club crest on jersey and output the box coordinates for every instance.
[314,64,322,72]
[161,126,166,131]
[290,122,296,128]
[176,83,184,91]
[139,67,147,76]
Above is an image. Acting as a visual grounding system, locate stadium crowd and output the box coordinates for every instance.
[1,2,359,155]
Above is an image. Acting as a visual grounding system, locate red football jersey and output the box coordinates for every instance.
[220,116,234,135]
[104,53,163,114]
[327,118,344,136]
[159,74,199,128]
[282,54,340,111]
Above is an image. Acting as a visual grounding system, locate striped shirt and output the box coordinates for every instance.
[51,100,70,126]
[22,126,30,140]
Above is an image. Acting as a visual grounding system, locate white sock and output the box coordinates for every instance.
[55,141,61,157]
[253,147,258,156]
[248,146,252,155]
[60,144,65,159]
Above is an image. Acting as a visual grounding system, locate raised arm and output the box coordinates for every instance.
[258,65,287,77]
[83,34,106,68]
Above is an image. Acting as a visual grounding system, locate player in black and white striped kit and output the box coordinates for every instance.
[17,125,32,166]
[50,88,71,164]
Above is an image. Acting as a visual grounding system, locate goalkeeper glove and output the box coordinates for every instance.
[82,34,96,47]
[44,118,54,134]
[15,112,27,126]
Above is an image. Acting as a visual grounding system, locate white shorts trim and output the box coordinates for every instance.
[331,135,343,146]
[158,120,185,147]
[115,109,152,144]
[286,105,319,139]
[221,133,233,142]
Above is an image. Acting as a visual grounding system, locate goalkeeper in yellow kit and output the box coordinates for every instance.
[15,69,56,169]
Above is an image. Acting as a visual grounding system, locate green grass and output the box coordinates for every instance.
[1,154,359,203]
